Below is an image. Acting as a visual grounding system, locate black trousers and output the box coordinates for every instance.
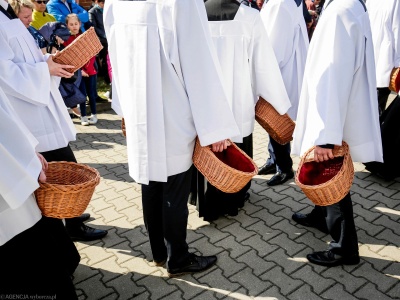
[0,217,78,299]
[377,87,391,116]
[267,137,293,173]
[199,134,253,221]
[141,168,193,269]
[310,193,358,256]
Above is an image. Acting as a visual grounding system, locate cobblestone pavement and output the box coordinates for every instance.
[71,109,400,300]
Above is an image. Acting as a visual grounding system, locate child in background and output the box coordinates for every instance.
[64,13,98,126]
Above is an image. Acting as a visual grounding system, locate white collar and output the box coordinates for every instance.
[0,0,8,11]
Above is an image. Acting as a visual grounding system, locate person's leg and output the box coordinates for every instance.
[307,193,360,266]
[267,137,294,186]
[258,139,277,175]
[0,217,78,299]
[377,87,392,116]
[325,193,359,257]
[86,74,98,115]
[141,181,168,264]
[163,168,193,269]
[292,205,329,233]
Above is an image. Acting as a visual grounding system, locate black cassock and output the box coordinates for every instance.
[364,96,400,181]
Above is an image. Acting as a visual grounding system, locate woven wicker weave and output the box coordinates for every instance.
[121,118,126,137]
[34,162,100,218]
[53,27,103,73]
[255,98,295,145]
[193,138,258,193]
[295,142,354,206]
[389,67,400,93]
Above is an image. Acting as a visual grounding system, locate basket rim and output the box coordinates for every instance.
[195,139,258,177]
[38,161,100,190]
[294,142,351,189]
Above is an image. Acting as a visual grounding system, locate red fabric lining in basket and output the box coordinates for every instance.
[298,157,344,186]
[214,145,256,173]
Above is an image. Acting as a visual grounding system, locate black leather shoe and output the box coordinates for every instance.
[168,254,217,278]
[258,162,276,175]
[267,170,294,186]
[67,224,108,241]
[78,213,91,223]
[307,250,360,267]
[154,258,167,267]
[292,212,329,233]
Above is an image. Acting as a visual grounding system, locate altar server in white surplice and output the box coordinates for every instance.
[194,0,291,222]
[258,0,309,186]
[0,87,78,298]
[366,0,400,115]
[104,0,240,277]
[291,0,383,267]
[0,0,108,243]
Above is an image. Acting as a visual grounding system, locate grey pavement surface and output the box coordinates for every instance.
[70,106,400,300]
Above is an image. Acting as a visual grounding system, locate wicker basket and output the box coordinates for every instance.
[295,142,354,206]
[255,98,295,145]
[121,118,126,137]
[53,27,103,73]
[34,162,100,218]
[389,67,400,93]
[193,138,258,193]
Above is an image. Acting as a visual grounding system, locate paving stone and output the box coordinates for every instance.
[321,283,359,300]
[321,266,367,294]
[251,208,284,228]
[241,233,280,258]
[195,224,230,244]
[263,247,304,276]
[271,218,308,240]
[230,267,272,295]
[214,249,247,277]
[368,192,400,209]
[351,193,380,210]
[190,236,226,256]
[358,244,393,272]
[80,244,115,266]
[214,236,252,259]
[279,191,308,209]
[220,221,256,242]
[354,215,385,237]
[254,285,285,300]
[260,266,303,296]
[253,198,288,214]
[354,282,396,300]
[228,209,260,228]
[191,290,220,300]
[106,273,145,300]
[236,249,275,276]
[91,256,130,283]
[291,265,336,294]
[74,273,115,300]
[373,216,400,239]
[197,268,241,298]
[287,284,323,300]
[73,262,101,284]
[268,233,307,256]
[353,203,381,223]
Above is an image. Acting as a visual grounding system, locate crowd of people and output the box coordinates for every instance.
[0,0,398,297]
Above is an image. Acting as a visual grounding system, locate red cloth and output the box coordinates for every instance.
[298,157,344,186]
[63,34,97,76]
[214,145,255,173]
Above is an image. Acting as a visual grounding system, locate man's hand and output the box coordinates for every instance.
[314,146,334,162]
[211,140,229,152]
[47,55,75,78]
[36,153,48,183]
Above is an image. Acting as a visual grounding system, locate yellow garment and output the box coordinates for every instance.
[30,10,56,30]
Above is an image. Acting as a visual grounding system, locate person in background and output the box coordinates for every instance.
[194,0,291,221]
[292,0,382,267]
[0,0,107,243]
[258,0,309,186]
[47,0,89,32]
[105,0,239,277]
[89,0,110,86]
[30,0,56,30]
[0,86,78,299]
[9,0,48,54]
[64,13,99,126]
[366,0,400,116]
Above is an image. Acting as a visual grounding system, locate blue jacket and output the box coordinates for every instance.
[46,0,89,32]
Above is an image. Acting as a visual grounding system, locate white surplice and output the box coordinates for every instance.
[0,9,76,153]
[260,0,309,120]
[0,87,42,246]
[366,0,400,88]
[104,0,240,184]
[292,0,383,163]
[208,4,291,143]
